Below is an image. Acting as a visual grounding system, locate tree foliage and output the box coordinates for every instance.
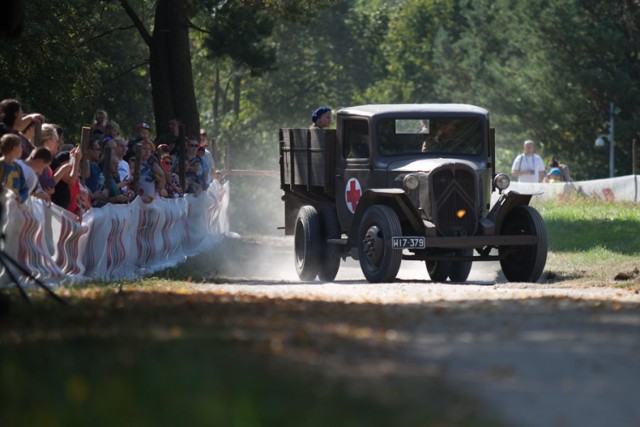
[2,0,640,231]
[0,0,152,141]
[357,0,640,179]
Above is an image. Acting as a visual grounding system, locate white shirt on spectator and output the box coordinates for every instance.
[201,149,215,186]
[16,159,38,194]
[118,159,130,191]
[512,153,545,183]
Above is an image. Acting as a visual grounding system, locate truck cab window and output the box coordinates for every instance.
[377,118,484,156]
[343,119,370,159]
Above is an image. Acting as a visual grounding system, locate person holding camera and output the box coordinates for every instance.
[511,139,545,183]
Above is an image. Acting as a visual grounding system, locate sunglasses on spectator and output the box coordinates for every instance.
[188,144,199,148]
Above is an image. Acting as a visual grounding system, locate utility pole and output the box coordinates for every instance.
[608,102,615,178]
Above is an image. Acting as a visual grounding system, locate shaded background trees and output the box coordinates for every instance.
[1,0,639,231]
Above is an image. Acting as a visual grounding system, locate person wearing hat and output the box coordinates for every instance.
[310,106,332,129]
[128,121,152,152]
[543,167,562,183]
[547,156,572,182]
[511,139,545,183]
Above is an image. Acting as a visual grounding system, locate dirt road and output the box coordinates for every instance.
[192,236,640,427]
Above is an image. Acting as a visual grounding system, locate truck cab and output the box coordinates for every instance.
[279,104,547,283]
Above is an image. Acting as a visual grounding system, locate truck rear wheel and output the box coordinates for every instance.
[358,205,402,283]
[294,206,321,281]
[499,206,547,282]
[318,208,341,282]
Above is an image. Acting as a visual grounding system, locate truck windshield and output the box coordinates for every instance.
[377,117,484,157]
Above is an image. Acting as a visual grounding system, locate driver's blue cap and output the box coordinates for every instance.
[311,106,331,123]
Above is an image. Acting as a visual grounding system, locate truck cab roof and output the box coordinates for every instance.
[337,104,489,119]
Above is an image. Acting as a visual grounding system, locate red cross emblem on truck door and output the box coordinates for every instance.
[345,178,362,213]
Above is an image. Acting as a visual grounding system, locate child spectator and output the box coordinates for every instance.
[543,168,563,183]
[548,156,573,182]
[90,110,108,136]
[35,124,60,200]
[0,133,29,203]
[16,147,53,201]
[161,154,182,197]
[105,120,120,139]
[105,156,135,204]
[114,137,130,190]
[139,139,166,201]
[183,137,204,195]
[128,122,151,152]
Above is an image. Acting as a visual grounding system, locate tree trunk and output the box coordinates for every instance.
[233,70,241,120]
[213,61,220,136]
[150,0,200,138]
[213,62,220,120]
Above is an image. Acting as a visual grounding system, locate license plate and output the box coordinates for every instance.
[391,236,425,249]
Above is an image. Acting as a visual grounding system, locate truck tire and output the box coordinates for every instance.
[499,206,547,282]
[294,205,321,281]
[318,208,341,282]
[448,248,473,282]
[358,205,402,283]
[426,259,451,282]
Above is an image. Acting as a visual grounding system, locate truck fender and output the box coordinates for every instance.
[488,190,538,234]
[347,189,424,246]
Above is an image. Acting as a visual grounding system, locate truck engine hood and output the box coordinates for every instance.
[387,158,479,173]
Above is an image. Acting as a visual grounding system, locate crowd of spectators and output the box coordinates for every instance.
[0,99,218,221]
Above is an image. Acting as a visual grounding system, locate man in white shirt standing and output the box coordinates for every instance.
[512,139,545,183]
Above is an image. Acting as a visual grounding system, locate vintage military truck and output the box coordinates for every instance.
[279,104,547,283]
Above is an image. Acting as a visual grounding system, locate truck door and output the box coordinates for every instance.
[335,118,372,233]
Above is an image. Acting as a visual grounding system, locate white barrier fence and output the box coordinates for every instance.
[1,181,230,286]
[509,175,640,203]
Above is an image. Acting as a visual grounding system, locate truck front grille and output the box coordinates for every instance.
[429,166,478,236]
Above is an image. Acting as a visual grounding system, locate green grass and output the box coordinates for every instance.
[532,198,640,288]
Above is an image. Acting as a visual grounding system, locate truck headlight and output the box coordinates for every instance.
[494,173,510,190]
[403,174,419,191]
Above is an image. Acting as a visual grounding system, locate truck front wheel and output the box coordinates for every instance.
[449,248,473,282]
[499,206,547,282]
[294,206,321,281]
[426,259,450,282]
[357,205,402,283]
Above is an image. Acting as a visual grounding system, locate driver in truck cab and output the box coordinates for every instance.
[310,106,332,129]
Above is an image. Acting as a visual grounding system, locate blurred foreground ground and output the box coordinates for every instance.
[1,235,639,427]
[190,235,640,427]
